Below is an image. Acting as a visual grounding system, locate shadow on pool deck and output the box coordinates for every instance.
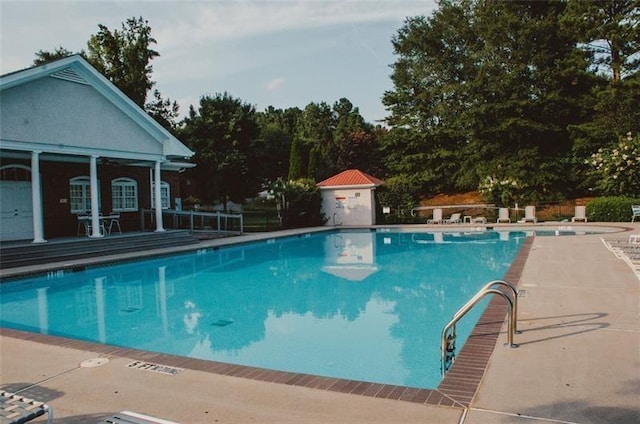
[1,223,638,423]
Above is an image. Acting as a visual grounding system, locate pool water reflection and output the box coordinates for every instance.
[0,229,525,389]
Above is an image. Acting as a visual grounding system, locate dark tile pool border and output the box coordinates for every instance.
[0,236,533,409]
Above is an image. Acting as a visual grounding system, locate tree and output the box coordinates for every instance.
[288,136,307,180]
[33,17,170,113]
[563,0,640,82]
[383,0,593,202]
[265,178,325,228]
[179,93,260,204]
[86,16,159,107]
[296,102,335,180]
[145,89,180,132]
[255,107,301,183]
[33,46,75,65]
[563,2,640,193]
[331,98,377,171]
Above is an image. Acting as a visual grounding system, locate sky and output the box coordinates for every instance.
[1,0,438,124]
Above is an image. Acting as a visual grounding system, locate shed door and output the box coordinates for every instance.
[332,196,346,226]
[0,181,34,241]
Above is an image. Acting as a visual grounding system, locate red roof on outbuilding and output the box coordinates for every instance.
[316,169,384,187]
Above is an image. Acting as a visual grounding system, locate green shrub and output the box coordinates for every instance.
[586,196,640,222]
[265,178,326,228]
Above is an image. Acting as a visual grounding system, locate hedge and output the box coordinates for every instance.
[586,196,640,222]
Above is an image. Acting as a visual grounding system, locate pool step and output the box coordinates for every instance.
[0,230,199,269]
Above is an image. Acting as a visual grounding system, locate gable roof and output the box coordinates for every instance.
[0,55,194,160]
[316,169,384,188]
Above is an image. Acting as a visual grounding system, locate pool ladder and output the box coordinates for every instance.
[441,279,520,376]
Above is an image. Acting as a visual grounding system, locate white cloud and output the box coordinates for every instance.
[1,0,438,123]
[266,77,286,92]
[153,1,430,50]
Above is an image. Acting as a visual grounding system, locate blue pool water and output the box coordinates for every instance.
[0,229,526,389]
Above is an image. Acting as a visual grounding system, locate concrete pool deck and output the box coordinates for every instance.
[1,223,639,423]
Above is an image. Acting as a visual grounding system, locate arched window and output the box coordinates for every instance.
[151,181,171,209]
[112,177,138,212]
[0,164,31,181]
[70,176,99,213]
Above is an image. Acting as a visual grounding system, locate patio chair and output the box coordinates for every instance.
[572,206,587,222]
[0,391,53,424]
[444,213,462,224]
[107,212,122,234]
[427,208,443,224]
[497,208,511,223]
[78,214,106,236]
[76,214,90,236]
[632,205,640,223]
[521,206,537,223]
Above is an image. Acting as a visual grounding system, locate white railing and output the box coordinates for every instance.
[141,209,243,234]
[441,279,519,376]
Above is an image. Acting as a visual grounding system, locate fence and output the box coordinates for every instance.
[140,209,243,234]
[381,201,578,224]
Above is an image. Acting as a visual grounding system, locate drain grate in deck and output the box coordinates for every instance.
[126,361,183,376]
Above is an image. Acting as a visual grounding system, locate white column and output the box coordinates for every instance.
[31,151,46,243]
[89,155,103,237]
[154,160,165,232]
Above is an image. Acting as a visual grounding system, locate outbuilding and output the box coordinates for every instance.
[317,169,384,226]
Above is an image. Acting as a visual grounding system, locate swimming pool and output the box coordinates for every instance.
[0,229,525,389]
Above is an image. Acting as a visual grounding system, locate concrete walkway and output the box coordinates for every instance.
[1,224,638,423]
[466,227,640,424]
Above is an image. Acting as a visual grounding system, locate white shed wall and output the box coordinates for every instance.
[320,188,376,226]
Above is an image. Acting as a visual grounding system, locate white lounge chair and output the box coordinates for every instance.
[444,213,462,224]
[522,206,537,223]
[497,208,510,223]
[632,205,640,223]
[427,208,443,224]
[572,206,587,222]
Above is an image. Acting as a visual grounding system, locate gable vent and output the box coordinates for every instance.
[50,67,89,85]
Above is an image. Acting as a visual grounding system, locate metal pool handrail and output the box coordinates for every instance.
[441,279,519,376]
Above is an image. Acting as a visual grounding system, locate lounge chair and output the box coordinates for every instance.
[572,206,587,222]
[521,206,537,223]
[427,208,443,224]
[444,213,462,224]
[632,205,640,223]
[1,391,53,423]
[497,208,510,223]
